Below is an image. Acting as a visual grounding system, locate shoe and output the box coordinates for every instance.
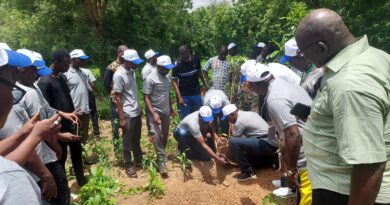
[272,179,281,188]
[125,166,138,178]
[273,187,296,198]
[158,163,168,175]
[235,172,255,182]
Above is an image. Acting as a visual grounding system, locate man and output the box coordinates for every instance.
[103,45,128,153]
[228,42,238,57]
[222,104,278,181]
[142,49,159,80]
[81,67,102,138]
[259,44,276,63]
[173,45,206,119]
[143,55,175,175]
[255,42,267,62]
[0,46,62,204]
[38,50,88,187]
[203,45,232,93]
[296,9,390,205]
[1,49,80,204]
[113,49,143,178]
[203,89,230,135]
[280,37,324,98]
[65,49,90,145]
[173,106,227,165]
[246,64,313,205]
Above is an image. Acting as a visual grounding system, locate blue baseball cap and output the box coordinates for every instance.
[0,44,32,68]
[123,49,144,65]
[70,49,89,60]
[279,55,293,64]
[280,38,298,64]
[221,104,237,121]
[157,55,175,70]
[17,49,52,76]
[199,106,214,122]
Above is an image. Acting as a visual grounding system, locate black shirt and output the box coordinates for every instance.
[172,56,201,96]
[38,73,75,132]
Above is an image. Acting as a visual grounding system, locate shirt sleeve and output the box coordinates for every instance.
[233,122,245,137]
[203,58,212,71]
[171,66,178,79]
[332,91,387,164]
[267,98,297,130]
[112,74,124,93]
[37,78,52,106]
[87,70,96,83]
[188,124,202,138]
[143,77,153,95]
[22,91,42,118]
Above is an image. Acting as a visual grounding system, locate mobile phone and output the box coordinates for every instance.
[290,103,311,119]
[40,107,58,120]
[73,123,79,136]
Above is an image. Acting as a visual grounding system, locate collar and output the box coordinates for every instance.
[325,35,369,73]
[68,67,81,73]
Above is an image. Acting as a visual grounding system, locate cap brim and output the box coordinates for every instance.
[130,58,144,65]
[279,55,292,64]
[79,55,89,60]
[212,108,222,114]
[154,52,160,57]
[221,115,227,121]
[163,64,175,70]
[4,49,32,68]
[240,75,247,83]
[36,66,53,76]
[32,60,45,67]
[201,115,214,122]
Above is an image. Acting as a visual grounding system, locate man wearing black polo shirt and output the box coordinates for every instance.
[173,45,207,119]
[38,50,87,187]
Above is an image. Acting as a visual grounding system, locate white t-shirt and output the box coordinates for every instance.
[268,63,301,85]
[0,156,41,205]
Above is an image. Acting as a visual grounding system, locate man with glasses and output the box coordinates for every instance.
[0,46,62,204]
[296,9,390,205]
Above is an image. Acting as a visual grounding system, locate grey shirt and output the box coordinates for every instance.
[178,111,202,138]
[81,68,96,91]
[112,66,141,118]
[141,63,157,80]
[266,78,312,169]
[64,67,90,113]
[203,89,230,107]
[143,69,171,115]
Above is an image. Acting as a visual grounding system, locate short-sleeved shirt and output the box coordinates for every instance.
[178,111,202,138]
[203,89,230,108]
[112,66,141,118]
[300,66,324,99]
[81,68,96,91]
[203,56,232,91]
[172,56,201,96]
[64,67,90,113]
[38,73,75,132]
[268,63,301,85]
[141,63,157,80]
[143,69,171,115]
[0,156,41,205]
[266,78,312,169]
[303,36,390,203]
[233,111,278,147]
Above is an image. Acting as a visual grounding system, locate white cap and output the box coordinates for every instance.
[221,104,237,120]
[240,60,257,76]
[0,43,12,50]
[157,55,174,69]
[123,49,144,65]
[70,49,89,59]
[246,63,272,82]
[284,38,298,57]
[0,44,32,68]
[144,49,159,60]
[257,42,266,48]
[16,49,52,76]
[199,106,214,122]
[228,42,237,50]
[209,95,223,114]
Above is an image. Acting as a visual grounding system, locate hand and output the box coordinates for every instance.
[217,157,228,165]
[73,109,82,115]
[170,110,176,117]
[153,113,161,125]
[19,112,40,137]
[57,132,80,142]
[59,112,79,124]
[287,172,300,189]
[178,97,187,107]
[119,117,126,130]
[39,173,57,201]
[30,114,61,142]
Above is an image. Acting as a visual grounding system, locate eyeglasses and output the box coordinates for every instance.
[0,77,26,104]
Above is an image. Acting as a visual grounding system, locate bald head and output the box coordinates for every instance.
[295,9,356,67]
[117,45,128,62]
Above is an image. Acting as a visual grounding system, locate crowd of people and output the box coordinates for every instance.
[0,8,389,205]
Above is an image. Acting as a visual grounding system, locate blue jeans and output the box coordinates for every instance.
[229,136,277,173]
[179,95,203,119]
[110,100,120,152]
[173,128,215,161]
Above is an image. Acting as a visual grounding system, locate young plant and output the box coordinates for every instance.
[262,193,289,205]
[144,159,166,199]
[176,150,192,182]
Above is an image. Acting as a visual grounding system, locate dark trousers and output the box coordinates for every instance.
[312,189,390,205]
[110,100,120,152]
[122,114,142,167]
[88,91,100,136]
[213,111,229,135]
[229,136,277,173]
[173,128,216,161]
[45,162,70,205]
[178,95,203,120]
[59,141,87,186]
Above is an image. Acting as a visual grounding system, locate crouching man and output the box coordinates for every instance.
[222,104,278,182]
[173,106,228,165]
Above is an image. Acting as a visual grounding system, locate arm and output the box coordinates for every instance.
[172,79,186,107]
[115,92,127,130]
[196,136,227,165]
[144,93,161,125]
[283,124,301,187]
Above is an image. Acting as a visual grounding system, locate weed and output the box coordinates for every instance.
[262,193,288,205]
[176,150,192,182]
